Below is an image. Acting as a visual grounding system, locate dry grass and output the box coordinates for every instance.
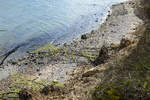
[91,2,150,99]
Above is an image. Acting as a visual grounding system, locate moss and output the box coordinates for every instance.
[33,42,99,64]
[34,43,59,55]
[0,74,50,99]
[0,75,66,99]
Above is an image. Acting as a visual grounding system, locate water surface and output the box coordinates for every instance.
[0,0,125,56]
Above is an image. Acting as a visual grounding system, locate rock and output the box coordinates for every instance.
[38,73,42,76]
[81,34,87,40]
[92,46,109,66]
[41,84,65,95]
[119,38,132,49]
[40,85,54,95]
[95,18,98,22]
[24,62,28,65]
[19,89,32,100]
[31,59,36,63]
[12,61,18,65]
[37,61,44,65]
[91,30,95,34]
[36,69,40,72]
[9,60,18,65]
[82,77,90,83]
[82,68,99,77]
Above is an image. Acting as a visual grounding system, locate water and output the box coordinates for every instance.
[0,0,125,56]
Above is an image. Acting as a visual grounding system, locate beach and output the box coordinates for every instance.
[29,0,142,82]
[0,0,143,97]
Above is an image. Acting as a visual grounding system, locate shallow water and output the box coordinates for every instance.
[0,0,125,56]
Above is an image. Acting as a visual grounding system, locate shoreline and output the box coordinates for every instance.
[0,0,112,63]
[0,0,143,89]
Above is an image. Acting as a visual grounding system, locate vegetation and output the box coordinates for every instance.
[141,0,150,18]
[0,73,65,100]
[33,42,101,64]
[0,74,45,99]
[1,0,150,100]
[91,1,150,99]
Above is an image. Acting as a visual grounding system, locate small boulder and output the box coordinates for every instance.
[81,34,87,40]
[40,84,65,95]
[120,38,132,49]
[91,30,95,34]
[92,46,109,66]
[40,85,54,95]
[19,89,32,100]
[95,18,98,22]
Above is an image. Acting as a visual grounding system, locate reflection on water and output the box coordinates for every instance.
[0,0,125,56]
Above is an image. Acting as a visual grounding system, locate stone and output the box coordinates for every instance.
[40,84,65,95]
[95,18,98,22]
[92,46,109,66]
[81,34,87,40]
[91,30,95,34]
[19,89,32,100]
[40,85,53,95]
[119,38,132,49]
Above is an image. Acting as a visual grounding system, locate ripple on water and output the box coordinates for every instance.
[0,0,126,55]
